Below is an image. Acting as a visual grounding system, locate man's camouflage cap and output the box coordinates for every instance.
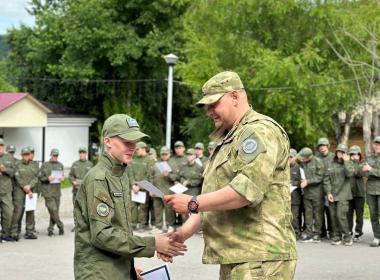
[174,141,185,147]
[336,143,348,153]
[208,141,216,150]
[136,141,147,149]
[102,114,149,142]
[317,137,330,147]
[160,146,170,155]
[197,71,244,106]
[349,145,361,154]
[194,142,204,150]
[21,147,31,155]
[78,147,87,153]
[6,144,16,152]
[374,136,380,143]
[289,148,298,157]
[50,148,59,156]
[297,147,313,160]
[186,148,196,155]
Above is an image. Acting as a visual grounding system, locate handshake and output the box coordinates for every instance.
[154,230,186,263]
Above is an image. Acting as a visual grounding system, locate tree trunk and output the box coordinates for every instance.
[332,113,342,144]
[373,110,380,137]
[340,112,354,145]
[363,103,373,158]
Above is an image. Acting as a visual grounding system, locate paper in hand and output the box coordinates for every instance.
[25,193,38,211]
[170,183,188,194]
[300,168,306,180]
[289,186,298,193]
[51,170,64,184]
[136,180,165,198]
[155,161,172,174]
[131,191,147,204]
[140,264,171,280]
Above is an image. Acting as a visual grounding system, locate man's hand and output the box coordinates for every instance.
[154,233,187,257]
[362,163,372,172]
[23,185,31,194]
[300,180,308,189]
[327,193,334,203]
[132,184,140,193]
[164,194,192,214]
[157,231,186,263]
[135,267,144,280]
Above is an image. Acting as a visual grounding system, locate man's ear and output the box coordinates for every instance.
[103,137,111,149]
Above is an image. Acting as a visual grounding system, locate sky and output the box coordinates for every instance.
[0,0,35,35]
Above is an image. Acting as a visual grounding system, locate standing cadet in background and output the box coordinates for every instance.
[298,147,326,243]
[11,147,39,240]
[315,137,334,239]
[73,114,186,280]
[69,147,93,231]
[362,136,380,247]
[347,145,365,241]
[170,141,187,182]
[207,141,216,158]
[0,138,16,242]
[324,144,354,246]
[39,148,65,236]
[149,147,158,162]
[7,144,21,235]
[28,146,40,234]
[289,148,302,239]
[128,141,155,231]
[194,143,208,166]
[178,148,203,223]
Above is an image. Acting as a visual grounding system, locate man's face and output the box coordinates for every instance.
[373,142,380,154]
[186,154,196,163]
[206,92,235,130]
[79,152,87,161]
[175,146,185,156]
[22,154,30,161]
[105,136,136,164]
[161,153,170,161]
[0,145,4,153]
[50,155,58,162]
[318,145,328,154]
[195,148,203,157]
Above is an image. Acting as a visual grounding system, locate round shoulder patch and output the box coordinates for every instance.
[96,203,110,217]
[242,139,257,154]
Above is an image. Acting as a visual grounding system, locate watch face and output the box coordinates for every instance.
[189,201,197,211]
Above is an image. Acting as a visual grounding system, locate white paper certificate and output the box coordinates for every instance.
[25,193,38,211]
[136,180,165,198]
[131,191,147,204]
[155,161,172,174]
[51,170,64,184]
[289,186,298,193]
[170,183,188,194]
[140,265,171,280]
[300,168,306,180]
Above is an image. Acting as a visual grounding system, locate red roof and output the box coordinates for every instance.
[0,93,28,112]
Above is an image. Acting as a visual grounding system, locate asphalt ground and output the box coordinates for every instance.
[1,188,380,280]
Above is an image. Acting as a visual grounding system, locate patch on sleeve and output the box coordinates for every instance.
[242,139,257,154]
[235,130,266,165]
[96,203,110,217]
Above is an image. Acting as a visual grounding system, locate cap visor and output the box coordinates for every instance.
[119,130,150,142]
[196,93,225,106]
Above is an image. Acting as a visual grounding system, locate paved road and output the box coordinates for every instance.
[1,188,380,279]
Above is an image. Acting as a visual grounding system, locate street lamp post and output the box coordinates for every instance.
[164,53,178,149]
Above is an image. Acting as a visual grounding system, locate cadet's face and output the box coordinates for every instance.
[187,154,196,163]
[336,151,344,158]
[318,145,328,154]
[195,148,203,157]
[175,146,185,156]
[136,147,147,157]
[8,152,15,158]
[51,155,58,161]
[350,154,360,161]
[22,154,30,161]
[105,136,136,164]
[0,145,4,153]
[288,156,296,164]
[79,152,87,160]
[161,153,170,161]
[373,142,380,154]
[29,153,34,160]
[206,92,235,130]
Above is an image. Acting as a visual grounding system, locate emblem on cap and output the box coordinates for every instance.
[127,117,139,128]
[96,203,110,217]
[242,139,257,154]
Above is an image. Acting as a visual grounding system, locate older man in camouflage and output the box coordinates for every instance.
[164,71,297,279]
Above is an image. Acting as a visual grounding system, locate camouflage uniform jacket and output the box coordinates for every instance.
[69,159,93,189]
[179,162,203,196]
[363,154,380,195]
[15,160,39,191]
[201,108,297,264]
[350,160,365,197]
[74,152,155,280]
[315,151,334,169]
[127,155,154,188]
[299,156,326,200]
[325,160,355,201]
[168,155,187,182]
[290,163,302,205]
[38,160,64,198]
[0,152,16,194]
[152,160,174,194]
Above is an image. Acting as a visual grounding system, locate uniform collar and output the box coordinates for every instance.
[100,152,126,177]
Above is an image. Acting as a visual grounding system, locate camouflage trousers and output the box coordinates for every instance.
[44,195,64,232]
[11,187,35,236]
[219,260,297,280]
[0,191,14,237]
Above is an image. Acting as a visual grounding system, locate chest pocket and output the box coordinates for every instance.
[215,145,235,187]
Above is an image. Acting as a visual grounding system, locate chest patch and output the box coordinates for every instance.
[242,139,257,154]
[96,203,110,217]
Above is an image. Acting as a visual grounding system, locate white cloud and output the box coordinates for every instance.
[0,0,35,34]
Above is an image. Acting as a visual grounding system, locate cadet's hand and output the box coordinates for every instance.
[132,184,140,193]
[48,175,54,182]
[155,233,187,257]
[362,163,372,172]
[164,194,192,214]
[327,193,334,203]
[300,180,308,189]
[27,191,33,199]
[183,180,189,187]
[157,252,173,263]
[60,175,65,182]
[342,153,350,161]
[0,164,6,172]
[162,171,169,177]
[23,185,31,193]
[135,267,144,280]
[149,192,155,197]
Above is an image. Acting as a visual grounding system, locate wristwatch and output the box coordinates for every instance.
[188,196,199,214]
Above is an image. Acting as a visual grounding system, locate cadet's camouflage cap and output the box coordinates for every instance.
[174,141,185,147]
[0,138,4,145]
[50,148,59,156]
[186,148,196,155]
[194,142,204,149]
[136,141,147,149]
[336,143,348,153]
[374,136,380,143]
[297,147,313,160]
[160,146,170,155]
[21,147,31,155]
[102,114,149,142]
[349,145,361,154]
[208,141,216,150]
[28,146,35,153]
[6,144,16,152]
[289,148,298,157]
[317,137,330,147]
[78,147,87,153]
[197,71,244,106]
